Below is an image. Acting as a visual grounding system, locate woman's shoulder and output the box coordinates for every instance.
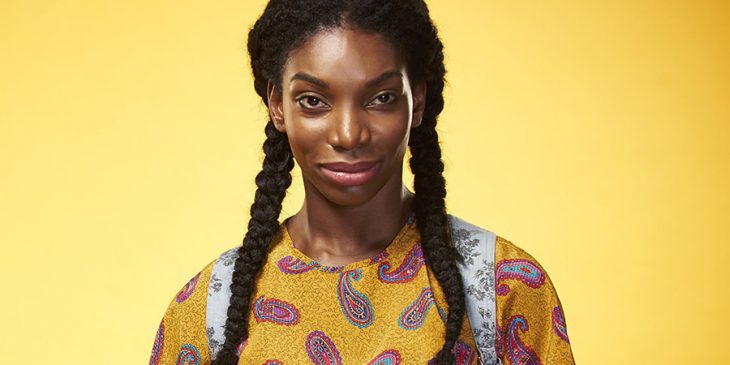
[447,214,575,363]
[150,254,220,364]
[150,246,242,363]
[446,213,547,267]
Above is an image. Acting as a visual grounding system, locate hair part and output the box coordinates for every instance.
[214,1,466,363]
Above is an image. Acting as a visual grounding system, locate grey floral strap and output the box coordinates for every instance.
[206,247,239,359]
[449,215,501,365]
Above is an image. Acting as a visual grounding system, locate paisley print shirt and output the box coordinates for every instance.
[149,215,575,364]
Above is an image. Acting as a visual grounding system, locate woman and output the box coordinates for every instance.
[150,1,575,364]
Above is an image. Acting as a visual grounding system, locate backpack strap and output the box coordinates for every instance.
[206,246,239,359]
[449,215,501,365]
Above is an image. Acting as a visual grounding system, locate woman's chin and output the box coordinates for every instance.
[318,185,382,208]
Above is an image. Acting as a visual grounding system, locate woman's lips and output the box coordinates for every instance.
[320,161,379,187]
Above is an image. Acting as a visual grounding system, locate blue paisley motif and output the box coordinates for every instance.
[278,256,321,274]
[253,295,300,326]
[337,269,374,328]
[495,259,545,296]
[398,287,444,330]
[377,243,425,283]
[552,306,570,343]
[367,350,401,365]
[506,315,542,365]
[305,330,342,365]
[176,344,201,365]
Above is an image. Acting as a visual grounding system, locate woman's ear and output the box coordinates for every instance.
[411,82,427,129]
[267,80,286,132]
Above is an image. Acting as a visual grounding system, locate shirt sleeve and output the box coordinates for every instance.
[494,236,575,364]
[149,260,216,365]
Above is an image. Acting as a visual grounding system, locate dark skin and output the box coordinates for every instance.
[267,27,427,267]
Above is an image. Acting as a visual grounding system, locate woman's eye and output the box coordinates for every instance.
[370,93,396,106]
[297,96,328,110]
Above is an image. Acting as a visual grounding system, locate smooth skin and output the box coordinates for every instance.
[266,27,427,267]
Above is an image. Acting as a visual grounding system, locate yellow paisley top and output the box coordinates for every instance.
[149,218,575,364]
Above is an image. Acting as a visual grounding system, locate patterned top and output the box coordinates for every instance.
[149,215,575,365]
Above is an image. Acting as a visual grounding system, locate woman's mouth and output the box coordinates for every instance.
[320,161,379,187]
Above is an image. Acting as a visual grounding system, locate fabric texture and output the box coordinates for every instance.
[448,215,498,364]
[494,237,575,364]
[149,215,575,365]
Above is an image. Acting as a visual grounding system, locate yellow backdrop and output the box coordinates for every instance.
[1,0,728,363]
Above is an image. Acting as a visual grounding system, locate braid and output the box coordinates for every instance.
[213,121,294,364]
[409,33,467,363]
[410,127,466,364]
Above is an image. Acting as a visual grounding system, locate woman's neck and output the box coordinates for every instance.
[286,183,414,267]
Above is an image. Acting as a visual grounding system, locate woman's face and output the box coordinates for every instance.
[267,27,426,207]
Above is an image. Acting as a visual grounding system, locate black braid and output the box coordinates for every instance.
[214,121,293,364]
[407,11,466,363]
[215,1,465,364]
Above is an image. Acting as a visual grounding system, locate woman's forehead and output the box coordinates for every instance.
[282,27,408,89]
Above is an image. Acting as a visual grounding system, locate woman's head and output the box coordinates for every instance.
[247,0,446,207]
[214,2,465,364]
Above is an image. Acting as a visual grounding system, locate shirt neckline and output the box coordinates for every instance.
[279,212,417,273]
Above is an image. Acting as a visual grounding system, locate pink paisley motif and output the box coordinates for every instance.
[552,306,570,343]
[278,255,321,274]
[253,296,300,326]
[176,344,201,365]
[377,242,425,283]
[506,315,542,365]
[367,350,401,365]
[453,340,476,365]
[149,321,164,365]
[337,269,374,328]
[305,330,342,365]
[175,272,201,303]
[398,287,445,330]
[495,259,545,296]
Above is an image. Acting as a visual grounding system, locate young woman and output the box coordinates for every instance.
[149,1,575,364]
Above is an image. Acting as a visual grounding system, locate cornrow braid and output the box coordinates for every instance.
[215,1,466,364]
[213,121,294,364]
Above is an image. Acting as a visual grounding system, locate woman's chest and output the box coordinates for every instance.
[239,247,479,364]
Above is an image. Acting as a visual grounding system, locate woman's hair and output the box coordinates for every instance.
[213,1,466,363]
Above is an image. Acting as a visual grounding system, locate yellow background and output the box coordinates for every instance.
[1,0,728,363]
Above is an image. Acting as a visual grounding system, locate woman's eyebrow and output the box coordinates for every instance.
[289,70,403,89]
[290,72,328,88]
[365,70,402,88]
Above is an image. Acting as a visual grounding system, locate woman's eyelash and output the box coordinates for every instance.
[296,93,396,109]
[371,93,397,105]
[296,95,327,109]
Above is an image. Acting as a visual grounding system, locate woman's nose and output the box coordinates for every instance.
[327,104,371,151]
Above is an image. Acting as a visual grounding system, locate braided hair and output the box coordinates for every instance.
[214,1,465,363]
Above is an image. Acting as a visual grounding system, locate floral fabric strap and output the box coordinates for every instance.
[449,215,500,365]
[206,247,239,359]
